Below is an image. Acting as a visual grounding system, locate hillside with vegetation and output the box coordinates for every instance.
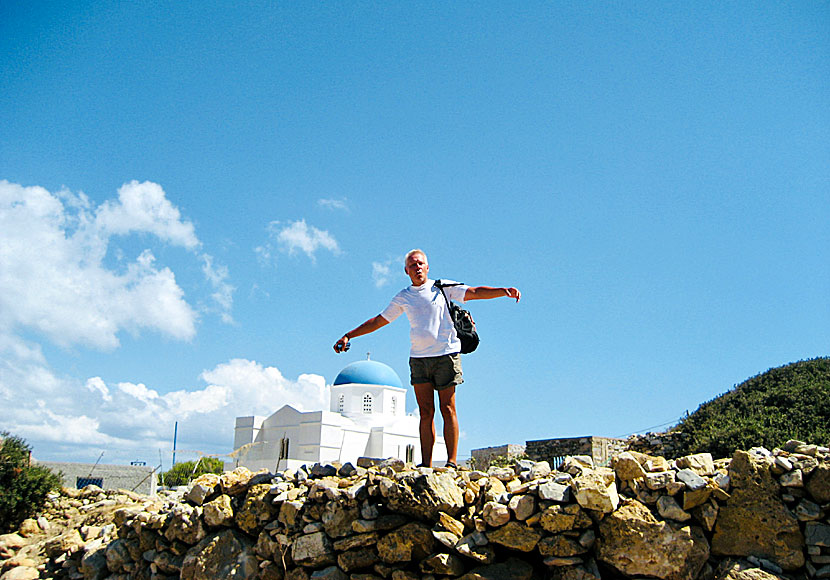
[672,357,830,458]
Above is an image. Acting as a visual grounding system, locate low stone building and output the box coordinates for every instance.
[36,461,158,495]
[470,444,527,468]
[526,436,627,468]
[473,436,627,469]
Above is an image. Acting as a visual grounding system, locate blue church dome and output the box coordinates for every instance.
[333,360,403,388]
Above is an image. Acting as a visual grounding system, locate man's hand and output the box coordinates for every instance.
[333,336,350,353]
[505,287,521,302]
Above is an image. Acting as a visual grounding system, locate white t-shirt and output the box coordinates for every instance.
[380,279,469,358]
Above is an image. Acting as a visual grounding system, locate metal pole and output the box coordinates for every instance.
[172,421,178,466]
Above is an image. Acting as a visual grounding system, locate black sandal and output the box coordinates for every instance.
[445,461,458,469]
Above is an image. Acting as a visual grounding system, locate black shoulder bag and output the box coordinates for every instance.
[435,280,480,354]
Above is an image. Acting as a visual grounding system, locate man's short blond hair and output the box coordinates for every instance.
[404,249,427,264]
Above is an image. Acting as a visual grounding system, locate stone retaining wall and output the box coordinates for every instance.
[2,441,830,580]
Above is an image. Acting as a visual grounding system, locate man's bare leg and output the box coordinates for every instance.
[413,382,436,466]
[438,385,458,465]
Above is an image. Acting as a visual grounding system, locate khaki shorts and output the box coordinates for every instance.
[409,353,463,390]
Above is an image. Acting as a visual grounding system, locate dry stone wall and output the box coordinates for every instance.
[2,441,830,580]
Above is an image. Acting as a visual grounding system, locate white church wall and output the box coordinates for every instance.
[230,361,427,471]
[234,415,264,450]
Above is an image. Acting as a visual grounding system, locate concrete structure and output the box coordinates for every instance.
[470,444,527,469]
[525,436,627,469]
[228,359,446,471]
[37,461,157,495]
[471,436,627,470]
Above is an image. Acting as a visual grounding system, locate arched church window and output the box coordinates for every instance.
[363,393,373,414]
[338,394,345,413]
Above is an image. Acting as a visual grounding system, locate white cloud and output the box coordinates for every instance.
[0,180,202,349]
[96,180,200,249]
[201,254,235,324]
[372,256,404,288]
[317,197,349,212]
[0,352,330,463]
[258,219,341,265]
[276,219,340,261]
[86,377,112,402]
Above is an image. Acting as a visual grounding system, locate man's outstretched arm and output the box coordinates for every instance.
[333,315,390,353]
[464,286,521,302]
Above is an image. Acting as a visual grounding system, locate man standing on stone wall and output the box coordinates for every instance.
[333,249,521,468]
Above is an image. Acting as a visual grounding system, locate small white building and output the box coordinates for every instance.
[228,359,446,471]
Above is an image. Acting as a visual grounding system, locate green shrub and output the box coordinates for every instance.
[0,432,63,533]
[159,456,224,487]
[673,357,830,458]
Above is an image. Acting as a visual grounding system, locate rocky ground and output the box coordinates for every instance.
[1,441,829,580]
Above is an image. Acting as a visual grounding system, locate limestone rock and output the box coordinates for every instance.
[806,522,830,547]
[376,522,434,563]
[221,467,255,495]
[17,520,39,538]
[0,533,27,551]
[236,483,278,534]
[322,499,360,538]
[457,533,496,564]
[0,567,40,580]
[438,511,466,537]
[597,499,709,580]
[279,499,306,528]
[45,528,83,558]
[80,540,109,580]
[657,495,692,522]
[104,538,133,572]
[165,503,207,545]
[540,504,591,534]
[711,451,804,570]
[715,559,788,580]
[420,552,466,575]
[571,471,619,513]
[537,481,571,503]
[486,521,541,552]
[337,547,379,572]
[676,453,715,475]
[292,532,336,567]
[203,494,234,527]
[692,501,719,532]
[644,470,676,490]
[508,494,536,521]
[382,471,464,519]
[675,468,707,491]
[488,467,515,482]
[482,501,511,527]
[806,463,830,503]
[538,534,588,557]
[309,566,348,580]
[613,452,647,481]
[460,557,534,580]
[181,528,257,580]
[683,484,713,510]
[187,473,220,505]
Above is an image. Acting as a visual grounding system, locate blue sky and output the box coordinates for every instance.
[1,2,827,467]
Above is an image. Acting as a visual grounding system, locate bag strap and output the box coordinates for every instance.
[434,279,464,308]
[434,280,452,308]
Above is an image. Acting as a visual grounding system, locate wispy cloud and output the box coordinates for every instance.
[372,256,404,288]
[258,219,341,265]
[317,197,349,212]
[202,254,235,324]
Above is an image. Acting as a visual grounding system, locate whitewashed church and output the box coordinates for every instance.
[227,358,446,471]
